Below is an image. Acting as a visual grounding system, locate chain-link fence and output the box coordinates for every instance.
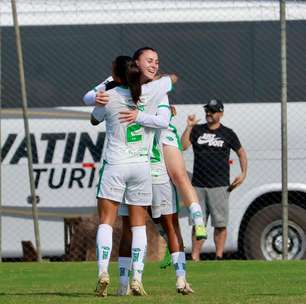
[1,0,306,262]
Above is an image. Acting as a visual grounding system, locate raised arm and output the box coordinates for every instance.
[155,73,178,85]
[82,77,113,106]
[83,82,106,106]
[169,74,178,85]
[181,114,200,150]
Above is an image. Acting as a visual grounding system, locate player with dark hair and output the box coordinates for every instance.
[88,55,173,297]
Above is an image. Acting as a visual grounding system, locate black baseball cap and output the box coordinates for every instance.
[203,99,224,112]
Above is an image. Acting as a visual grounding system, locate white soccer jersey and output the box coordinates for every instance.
[131,99,172,184]
[150,130,170,184]
[133,104,182,184]
[132,101,174,184]
[92,76,172,164]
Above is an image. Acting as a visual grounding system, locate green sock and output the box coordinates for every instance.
[160,246,172,269]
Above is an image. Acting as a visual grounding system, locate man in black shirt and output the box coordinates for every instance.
[181,99,247,260]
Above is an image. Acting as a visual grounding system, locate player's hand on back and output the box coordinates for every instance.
[170,105,177,117]
[95,91,109,106]
[119,110,139,124]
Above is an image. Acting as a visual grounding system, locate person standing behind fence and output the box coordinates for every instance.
[181,99,247,260]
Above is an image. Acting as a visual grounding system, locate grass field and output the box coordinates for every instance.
[1,260,306,304]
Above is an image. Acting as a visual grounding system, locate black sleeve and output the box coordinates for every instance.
[105,81,119,91]
[228,130,241,152]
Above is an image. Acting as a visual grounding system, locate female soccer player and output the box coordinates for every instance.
[84,48,205,295]
[117,109,195,295]
[121,47,206,239]
[84,47,206,237]
[90,55,173,297]
[114,48,200,296]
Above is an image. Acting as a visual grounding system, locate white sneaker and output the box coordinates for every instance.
[176,276,194,295]
[95,272,110,297]
[116,283,131,296]
[131,278,147,296]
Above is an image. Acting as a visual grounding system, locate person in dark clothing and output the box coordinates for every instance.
[181,99,247,260]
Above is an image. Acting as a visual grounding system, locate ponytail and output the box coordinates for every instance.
[112,55,142,104]
[126,61,142,104]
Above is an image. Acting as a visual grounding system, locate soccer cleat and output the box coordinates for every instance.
[95,272,110,297]
[131,279,147,296]
[116,284,131,296]
[195,224,207,240]
[215,256,224,261]
[160,246,172,269]
[176,276,194,295]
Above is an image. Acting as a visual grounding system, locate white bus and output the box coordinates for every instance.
[1,0,306,260]
[2,101,306,260]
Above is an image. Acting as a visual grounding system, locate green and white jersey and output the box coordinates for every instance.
[150,118,183,184]
[92,76,172,164]
[160,123,183,151]
[150,131,170,184]
[150,123,182,184]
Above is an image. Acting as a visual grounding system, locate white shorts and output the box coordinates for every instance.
[118,181,178,218]
[151,181,178,218]
[96,162,152,206]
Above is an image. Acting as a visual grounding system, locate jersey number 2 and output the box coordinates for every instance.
[126,123,143,143]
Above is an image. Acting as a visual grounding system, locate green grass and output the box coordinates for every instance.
[0,261,306,304]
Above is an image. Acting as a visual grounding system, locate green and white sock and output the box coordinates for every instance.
[171,251,186,278]
[96,224,112,276]
[189,202,204,226]
[131,225,147,282]
[118,256,131,286]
